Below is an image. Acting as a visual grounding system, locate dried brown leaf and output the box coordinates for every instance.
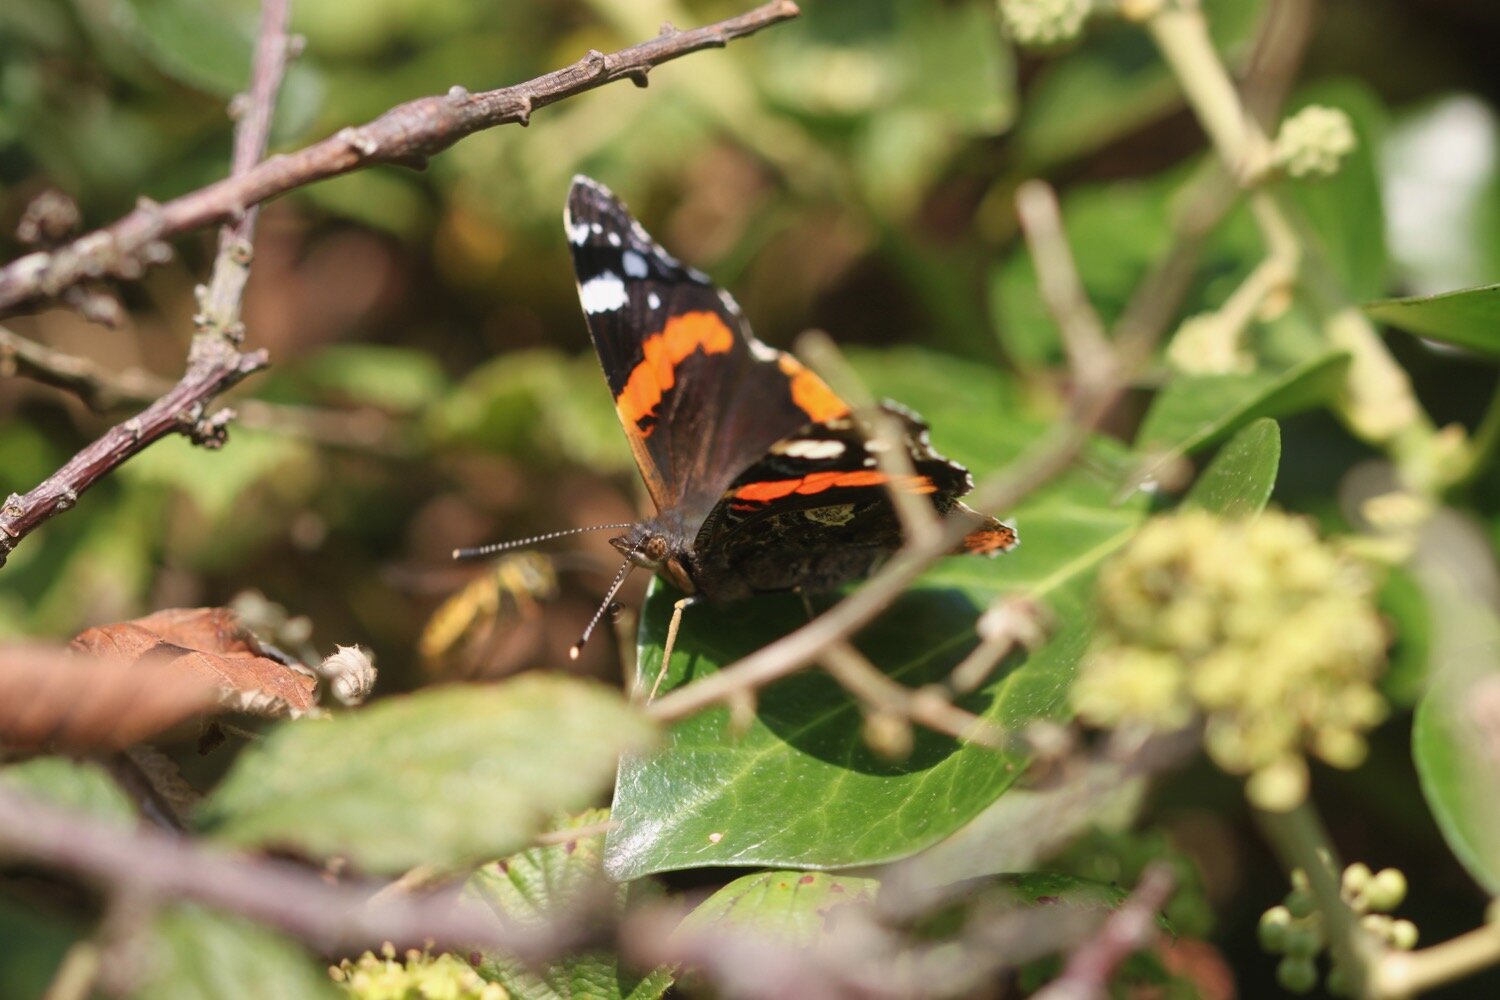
[0,644,219,750]
[71,607,318,716]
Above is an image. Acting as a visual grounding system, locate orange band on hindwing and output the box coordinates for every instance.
[732,470,938,504]
[616,311,735,432]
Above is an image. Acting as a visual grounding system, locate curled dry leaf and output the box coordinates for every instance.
[70,607,319,718]
[0,644,220,750]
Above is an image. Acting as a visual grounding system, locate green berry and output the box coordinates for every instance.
[1259,906,1293,952]
[1282,922,1325,959]
[1326,963,1352,997]
[1278,955,1319,994]
[1285,887,1317,920]
[1367,868,1408,912]
[1391,919,1419,951]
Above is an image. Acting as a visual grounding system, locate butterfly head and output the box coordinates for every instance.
[610,520,697,596]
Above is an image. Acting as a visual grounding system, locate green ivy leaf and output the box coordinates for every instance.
[0,757,136,825]
[467,811,672,1000]
[606,490,1145,879]
[1365,283,1500,358]
[677,871,879,946]
[1134,352,1350,456]
[133,905,337,1000]
[1183,418,1282,518]
[198,676,656,874]
[0,895,83,1000]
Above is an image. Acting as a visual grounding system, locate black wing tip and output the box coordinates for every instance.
[568,174,623,214]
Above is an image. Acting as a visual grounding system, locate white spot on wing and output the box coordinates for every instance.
[647,292,661,310]
[567,221,589,245]
[746,337,780,362]
[622,250,649,278]
[774,439,846,459]
[607,231,621,246]
[580,272,628,313]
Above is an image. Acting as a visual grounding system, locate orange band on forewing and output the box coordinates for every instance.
[615,311,735,430]
[777,355,851,422]
[732,471,936,504]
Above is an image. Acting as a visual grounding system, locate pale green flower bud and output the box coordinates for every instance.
[1247,754,1309,812]
[1367,868,1409,913]
[1274,105,1358,179]
[998,0,1092,48]
[1278,955,1319,994]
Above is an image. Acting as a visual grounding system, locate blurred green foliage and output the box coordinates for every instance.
[8,0,1500,996]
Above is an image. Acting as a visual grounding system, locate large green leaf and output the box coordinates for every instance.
[1410,515,1500,893]
[1365,283,1500,358]
[468,811,672,1000]
[1134,352,1349,456]
[198,676,656,874]
[0,757,136,825]
[132,905,337,1000]
[1182,418,1282,518]
[676,871,879,945]
[606,493,1145,879]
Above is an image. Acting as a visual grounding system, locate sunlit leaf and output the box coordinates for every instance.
[468,811,672,1000]
[677,871,879,946]
[199,676,656,873]
[1365,283,1500,358]
[133,905,338,1000]
[1183,418,1281,518]
[0,757,135,825]
[1135,353,1349,456]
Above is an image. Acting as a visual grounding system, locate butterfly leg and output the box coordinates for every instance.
[648,595,700,702]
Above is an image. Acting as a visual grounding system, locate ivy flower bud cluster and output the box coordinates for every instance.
[1072,510,1388,810]
[330,944,505,1000]
[1273,105,1358,180]
[997,0,1093,48]
[1259,865,1415,995]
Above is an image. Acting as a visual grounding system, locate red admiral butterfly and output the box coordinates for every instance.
[458,177,1017,680]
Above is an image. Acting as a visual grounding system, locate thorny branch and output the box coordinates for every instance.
[0,1,801,317]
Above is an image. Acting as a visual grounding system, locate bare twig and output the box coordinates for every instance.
[1032,864,1176,1000]
[0,2,801,316]
[0,787,587,958]
[0,324,169,411]
[1014,181,1114,390]
[820,640,1012,752]
[796,330,942,549]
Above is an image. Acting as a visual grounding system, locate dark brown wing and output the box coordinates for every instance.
[565,177,849,521]
[689,404,1017,602]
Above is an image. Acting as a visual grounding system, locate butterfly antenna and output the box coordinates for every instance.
[452,523,636,561]
[569,552,637,661]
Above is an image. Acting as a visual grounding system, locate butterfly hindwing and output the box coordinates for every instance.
[690,404,1017,601]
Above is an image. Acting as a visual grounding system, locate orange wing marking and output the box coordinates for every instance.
[961,523,1019,554]
[615,311,735,433]
[732,471,937,504]
[776,355,851,422]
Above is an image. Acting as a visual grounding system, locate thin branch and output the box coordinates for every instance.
[0,2,802,316]
[0,324,169,411]
[1376,923,1500,999]
[1032,864,1176,1000]
[0,787,586,959]
[1014,181,1115,389]
[1255,800,1377,996]
[820,639,1013,752]
[795,329,942,549]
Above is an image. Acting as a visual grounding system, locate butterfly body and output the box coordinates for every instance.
[564,176,1017,608]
